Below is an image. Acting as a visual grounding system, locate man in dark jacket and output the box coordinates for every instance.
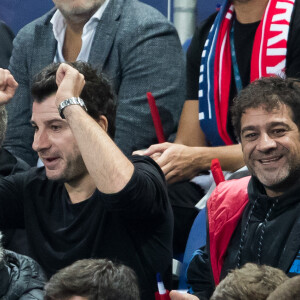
[170,77,300,300]
[0,20,14,69]
[0,232,46,300]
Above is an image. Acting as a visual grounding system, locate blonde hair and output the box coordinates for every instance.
[267,275,300,300]
[211,263,288,300]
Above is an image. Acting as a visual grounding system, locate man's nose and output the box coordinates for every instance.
[256,133,277,152]
[32,130,51,152]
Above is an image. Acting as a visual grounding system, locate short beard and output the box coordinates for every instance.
[61,155,88,184]
[262,168,300,195]
[58,0,105,24]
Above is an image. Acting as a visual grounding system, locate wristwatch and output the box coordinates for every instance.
[58,97,88,119]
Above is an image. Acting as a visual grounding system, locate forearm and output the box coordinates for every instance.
[175,100,207,147]
[139,143,244,184]
[64,105,134,193]
[192,144,244,172]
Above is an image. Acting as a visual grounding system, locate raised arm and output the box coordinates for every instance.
[55,63,134,194]
[0,68,18,105]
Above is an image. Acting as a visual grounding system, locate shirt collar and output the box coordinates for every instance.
[50,0,110,39]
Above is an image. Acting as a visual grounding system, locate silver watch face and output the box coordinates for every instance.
[58,97,87,119]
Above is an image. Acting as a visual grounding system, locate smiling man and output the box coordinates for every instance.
[0,62,173,300]
[170,76,300,300]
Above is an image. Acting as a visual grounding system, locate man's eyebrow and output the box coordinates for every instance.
[30,118,65,126]
[268,121,291,129]
[44,119,65,125]
[241,126,257,134]
[241,122,291,134]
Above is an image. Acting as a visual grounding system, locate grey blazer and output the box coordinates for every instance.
[4,0,185,165]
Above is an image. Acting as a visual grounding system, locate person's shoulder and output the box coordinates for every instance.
[5,249,43,273]
[216,176,250,195]
[119,0,175,31]
[2,167,47,186]
[0,20,14,40]
[130,154,162,169]
[4,250,46,299]
[15,8,55,38]
[130,155,165,179]
[122,0,168,20]
[194,12,218,38]
[208,176,250,208]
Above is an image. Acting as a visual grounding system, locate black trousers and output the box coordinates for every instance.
[168,181,204,254]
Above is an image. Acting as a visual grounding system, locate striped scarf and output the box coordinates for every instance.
[198,0,295,146]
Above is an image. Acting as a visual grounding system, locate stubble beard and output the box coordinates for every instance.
[61,155,88,184]
[58,0,105,24]
[46,153,88,184]
[250,159,300,195]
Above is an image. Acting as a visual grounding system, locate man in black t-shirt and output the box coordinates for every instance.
[0,62,173,300]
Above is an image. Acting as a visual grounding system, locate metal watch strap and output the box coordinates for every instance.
[58,97,87,119]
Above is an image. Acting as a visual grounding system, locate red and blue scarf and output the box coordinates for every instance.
[199,0,295,146]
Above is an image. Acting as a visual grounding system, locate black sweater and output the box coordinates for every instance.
[0,155,173,300]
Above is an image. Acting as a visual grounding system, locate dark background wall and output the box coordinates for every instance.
[0,0,220,35]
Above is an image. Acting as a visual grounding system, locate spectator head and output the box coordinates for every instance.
[44,259,140,300]
[266,275,300,300]
[210,263,288,300]
[0,106,7,147]
[31,61,116,139]
[231,76,300,141]
[231,77,300,196]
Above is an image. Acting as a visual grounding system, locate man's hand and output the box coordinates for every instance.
[170,290,200,300]
[55,63,85,107]
[0,68,18,105]
[134,142,202,184]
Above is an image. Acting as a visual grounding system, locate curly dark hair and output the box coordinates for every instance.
[231,77,300,141]
[44,259,140,300]
[31,61,116,138]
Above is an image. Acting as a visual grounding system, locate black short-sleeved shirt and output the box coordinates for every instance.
[0,155,173,300]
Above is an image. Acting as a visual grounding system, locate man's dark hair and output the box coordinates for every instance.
[210,263,288,300]
[31,61,116,138]
[231,77,300,140]
[44,259,140,300]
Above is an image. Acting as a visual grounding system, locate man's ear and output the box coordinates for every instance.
[98,115,108,132]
